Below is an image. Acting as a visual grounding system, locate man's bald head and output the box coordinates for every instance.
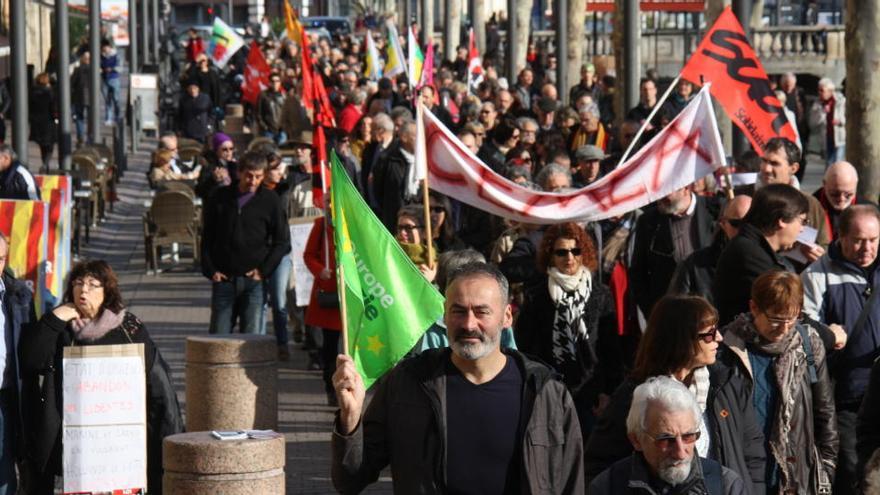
[720,195,752,240]
[823,161,859,211]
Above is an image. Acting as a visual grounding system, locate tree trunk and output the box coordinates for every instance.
[511,0,532,75]
[846,0,880,199]
[445,0,461,61]
[566,0,586,102]
[473,0,486,53]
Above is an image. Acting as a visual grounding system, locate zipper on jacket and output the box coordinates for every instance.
[420,380,447,492]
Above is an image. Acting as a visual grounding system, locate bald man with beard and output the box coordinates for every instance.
[668,195,752,305]
[813,161,875,241]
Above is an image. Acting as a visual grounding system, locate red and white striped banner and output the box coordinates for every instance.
[419,85,725,224]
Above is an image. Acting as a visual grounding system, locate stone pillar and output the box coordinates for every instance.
[444,0,461,62]
[185,335,278,431]
[846,0,880,199]
[163,432,285,493]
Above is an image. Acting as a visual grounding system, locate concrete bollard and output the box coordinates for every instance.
[163,432,285,493]
[185,335,278,431]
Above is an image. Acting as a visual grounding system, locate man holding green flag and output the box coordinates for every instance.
[330,246,585,493]
[329,152,445,388]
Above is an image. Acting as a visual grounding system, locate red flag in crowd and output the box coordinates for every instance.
[241,41,271,105]
[680,6,797,154]
[467,28,483,93]
[312,125,331,208]
[312,69,337,128]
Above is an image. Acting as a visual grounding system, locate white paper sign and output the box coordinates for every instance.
[290,219,319,306]
[63,345,147,493]
[783,225,820,264]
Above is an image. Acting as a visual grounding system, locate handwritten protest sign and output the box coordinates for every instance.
[63,344,147,494]
[290,216,320,306]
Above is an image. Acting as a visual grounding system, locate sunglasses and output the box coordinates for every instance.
[397,224,422,233]
[219,146,234,152]
[553,248,582,257]
[644,430,701,450]
[695,326,719,343]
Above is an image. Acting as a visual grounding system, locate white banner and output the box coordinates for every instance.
[290,218,319,306]
[419,85,726,223]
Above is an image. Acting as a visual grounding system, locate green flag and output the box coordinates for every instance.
[330,152,445,388]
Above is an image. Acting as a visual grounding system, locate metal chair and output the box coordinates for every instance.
[142,191,200,273]
[72,154,105,226]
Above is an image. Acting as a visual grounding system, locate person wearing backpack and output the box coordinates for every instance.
[589,376,746,494]
[801,204,880,493]
[720,271,838,494]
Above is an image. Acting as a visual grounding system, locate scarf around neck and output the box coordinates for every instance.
[548,267,592,377]
[71,308,127,343]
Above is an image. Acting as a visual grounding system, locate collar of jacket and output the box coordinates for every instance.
[625,452,707,494]
[405,347,558,490]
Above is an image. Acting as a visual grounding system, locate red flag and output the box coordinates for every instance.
[467,28,483,93]
[680,6,797,153]
[312,69,337,128]
[312,125,331,208]
[298,24,315,111]
[241,41,271,104]
[418,39,435,91]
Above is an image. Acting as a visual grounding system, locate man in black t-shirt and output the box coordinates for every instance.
[331,262,584,494]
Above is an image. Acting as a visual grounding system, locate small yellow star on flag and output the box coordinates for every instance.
[366,335,386,355]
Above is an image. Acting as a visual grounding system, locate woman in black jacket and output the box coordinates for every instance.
[514,222,620,436]
[29,72,56,171]
[19,260,184,494]
[584,295,767,494]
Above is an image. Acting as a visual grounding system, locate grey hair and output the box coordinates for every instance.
[818,77,835,91]
[516,116,538,130]
[446,261,510,304]
[350,89,367,105]
[373,113,394,132]
[399,120,417,136]
[0,144,16,161]
[437,249,486,292]
[577,103,601,118]
[390,106,414,122]
[535,163,572,191]
[626,376,702,437]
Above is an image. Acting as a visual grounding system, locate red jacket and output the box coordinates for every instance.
[304,216,342,331]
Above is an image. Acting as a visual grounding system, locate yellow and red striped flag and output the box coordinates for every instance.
[35,175,73,306]
[0,200,49,315]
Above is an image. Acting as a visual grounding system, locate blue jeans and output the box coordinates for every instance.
[826,141,845,166]
[210,276,265,334]
[101,77,120,123]
[0,392,16,494]
[262,130,287,145]
[262,254,291,345]
[72,104,87,143]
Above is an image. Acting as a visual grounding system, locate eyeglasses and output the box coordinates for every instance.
[696,325,719,343]
[553,248,582,257]
[397,224,422,233]
[827,190,855,200]
[73,279,103,291]
[764,312,802,330]
[219,146,234,152]
[643,430,701,450]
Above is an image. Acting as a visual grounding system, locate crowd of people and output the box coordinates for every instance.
[0,11,873,495]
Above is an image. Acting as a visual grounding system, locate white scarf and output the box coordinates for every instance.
[401,147,419,200]
[547,266,592,303]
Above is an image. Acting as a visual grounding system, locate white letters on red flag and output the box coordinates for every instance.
[241,41,271,104]
[467,28,483,93]
[420,86,725,223]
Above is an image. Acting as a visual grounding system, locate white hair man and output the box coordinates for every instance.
[590,376,746,494]
[815,161,869,241]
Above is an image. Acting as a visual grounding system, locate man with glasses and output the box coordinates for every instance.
[802,204,880,493]
[720,271,837,494]
[257,72,287,144]
[813,161,873,241]
[590,376,746,494]
[478,102,498,132]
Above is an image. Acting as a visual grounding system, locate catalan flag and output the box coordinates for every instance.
[35,175,73,309]
[0,200,49,316]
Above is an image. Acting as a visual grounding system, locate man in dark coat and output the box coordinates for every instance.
[331,262,585,493]
[0,145,39,200]
[177,82,212,143]
[201,151,290,334]
[668,195,752,305]
[70,52,91,146]
[371,120,416,232]
[630,186,718,318]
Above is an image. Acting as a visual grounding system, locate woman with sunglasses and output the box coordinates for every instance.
[196,132,238,199]
[721,270,837,494]
[585,294,767,493]
[514,222,619,435]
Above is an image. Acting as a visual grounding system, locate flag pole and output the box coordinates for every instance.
[417,104,435,269]
[616,74,681,167]
[338,257,350,357]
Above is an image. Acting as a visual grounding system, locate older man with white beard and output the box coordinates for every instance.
[331,262,585,494]
[590,377,746,494]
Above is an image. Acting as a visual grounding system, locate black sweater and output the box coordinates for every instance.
[201,185,290,278]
